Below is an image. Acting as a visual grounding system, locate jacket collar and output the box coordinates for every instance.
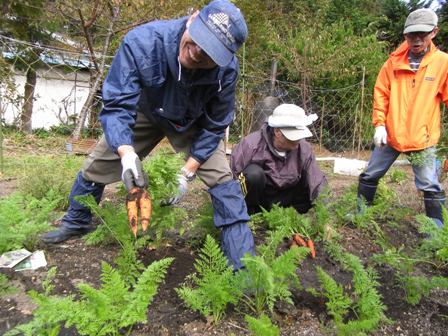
[262,124,290,159]
[390,41,438,71]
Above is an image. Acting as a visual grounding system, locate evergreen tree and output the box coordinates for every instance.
[436,1,448,51]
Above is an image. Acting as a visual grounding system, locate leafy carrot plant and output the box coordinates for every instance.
[315,266,352,326]
[235,226,309,315]
[323,242,388,335]
[416,210,448,264]
[244,313,280,336]
[176,235,240,324]
[260,204,320,257]
[7,259,174,336]
[372,244,448,305]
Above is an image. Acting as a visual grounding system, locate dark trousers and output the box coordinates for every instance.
[242,164,312,214]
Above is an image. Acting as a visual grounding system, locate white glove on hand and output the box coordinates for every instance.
[121,151,147,191]
[373,126,387,147]
[162,174,189,206]
[161,167,196,206]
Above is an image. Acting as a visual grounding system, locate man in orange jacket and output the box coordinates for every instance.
[358,8,448,227]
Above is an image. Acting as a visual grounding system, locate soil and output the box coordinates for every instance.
[1,140,448,336]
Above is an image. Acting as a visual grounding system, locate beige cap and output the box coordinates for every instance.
[404,8,438,34]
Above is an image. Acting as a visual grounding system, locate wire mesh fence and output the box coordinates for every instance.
[1,35,374,155]
[233,74,374,154]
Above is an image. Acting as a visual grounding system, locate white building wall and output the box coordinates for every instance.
[1,68,91,129]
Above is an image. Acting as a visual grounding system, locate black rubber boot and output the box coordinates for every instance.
[41,226,95,244]
[357,180,378,212]
[423,191,446,228]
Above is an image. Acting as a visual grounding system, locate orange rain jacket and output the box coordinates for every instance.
[373,41,448,152]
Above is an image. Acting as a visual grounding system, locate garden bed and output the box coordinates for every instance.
[0,137,447,336]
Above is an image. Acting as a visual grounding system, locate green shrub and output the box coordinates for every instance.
[181,200,219,250]
[77,195,173,285]
[5,267,72,336]
[371,212,448,306]
[83,149,187,246]
[18,155,83,209]
[0,191,61,253]
[400,275,448,305]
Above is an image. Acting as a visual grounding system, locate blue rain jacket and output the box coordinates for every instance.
[99,17,239,164]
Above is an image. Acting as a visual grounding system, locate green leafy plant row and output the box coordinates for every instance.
[321,242,388,335]
[177,227,308,328]
[7,258,174,336]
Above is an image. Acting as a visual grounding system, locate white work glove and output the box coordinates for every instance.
[161,167,196,206]
[373,125,387,147]
[121,151,148,191]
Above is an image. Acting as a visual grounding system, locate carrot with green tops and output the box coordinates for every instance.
[293,233,307,247]
[307,239,316,258]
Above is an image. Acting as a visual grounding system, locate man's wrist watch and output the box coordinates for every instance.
[181,167,196,182]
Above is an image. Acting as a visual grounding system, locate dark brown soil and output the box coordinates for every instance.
[1,143,448,336]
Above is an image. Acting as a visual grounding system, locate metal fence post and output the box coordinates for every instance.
[240,43,246,139]
[357,66,366,157]
[319,98,325,151]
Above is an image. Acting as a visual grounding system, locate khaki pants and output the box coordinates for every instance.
[82,111,232,188]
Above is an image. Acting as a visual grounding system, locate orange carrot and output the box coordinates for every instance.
[293,233,307,247]
[139,190,152,231]
[126,199,139,237]
[126,188,141,237]
[307,239,316,258]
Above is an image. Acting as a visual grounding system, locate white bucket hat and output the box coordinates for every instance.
[267,104,318,141]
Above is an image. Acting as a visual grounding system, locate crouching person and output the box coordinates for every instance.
[231,103,327,215]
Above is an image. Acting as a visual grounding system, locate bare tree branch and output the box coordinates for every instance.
[78,8,99,72]
[113,18,152,35]
[84,0,101,29]
[72,1,121,140]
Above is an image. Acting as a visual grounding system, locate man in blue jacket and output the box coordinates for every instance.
[42,0,255,269]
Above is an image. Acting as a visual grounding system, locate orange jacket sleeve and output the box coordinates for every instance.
[440,73,448,107]
[372,61,391,127]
